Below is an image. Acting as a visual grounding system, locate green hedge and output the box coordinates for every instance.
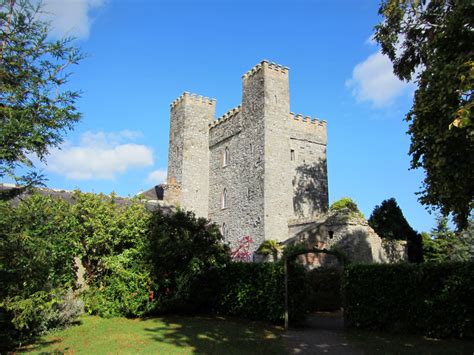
[216,262,308,323]
[343,262,474,338]
[307,268,342,312]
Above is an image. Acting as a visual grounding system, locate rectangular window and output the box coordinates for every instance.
[290,149,295,161]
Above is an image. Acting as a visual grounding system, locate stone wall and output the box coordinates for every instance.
[164,92,215,218]
[289,114,328,219]
[286,209,407,267]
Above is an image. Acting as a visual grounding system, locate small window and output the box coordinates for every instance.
[328,231,334,239]
[249,143,253,154]
[221,223,227,238]
[290,149,295,161]
[223,146,230,167]
[221,188,228,209]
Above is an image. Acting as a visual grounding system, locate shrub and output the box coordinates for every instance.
[148,209,230,313]
[0,288,83,350]
[71,192,154,317]
[216,261,308,323]
[0,195,81,349]
[306,268,342,312]
[330,197,364,218]
[343,262,474,338]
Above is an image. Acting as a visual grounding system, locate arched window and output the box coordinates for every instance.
[221,223,227,238]
[221,188,228,209]
[223,146,230,167]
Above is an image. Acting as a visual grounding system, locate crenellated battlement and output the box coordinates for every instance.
[241,59,289,80]
[170,92,216,111]
[208,105,241,129]
[289,112,326,128]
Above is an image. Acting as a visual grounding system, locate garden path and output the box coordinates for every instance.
[282,311,361,354]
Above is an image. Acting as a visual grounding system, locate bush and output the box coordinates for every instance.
[330,197,364,218]
[307,268,342,312]
[343,262,474,338]
[72,192,155,318]
[216,261,308,323]
[0,195,81,349]
[0,288,83,351]
[148,209,230,314]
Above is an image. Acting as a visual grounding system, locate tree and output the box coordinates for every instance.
[0,0,83,190]
[374,0,473,229]
[423,214,472,262]
[369,198,423,262]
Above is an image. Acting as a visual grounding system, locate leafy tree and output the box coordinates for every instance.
[0,0,83,190]
[368,198,423,262]
[374,0,473,229]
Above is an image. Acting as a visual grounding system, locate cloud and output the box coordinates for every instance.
[146,169,167,185]
[346,51,412,108]
[44,130,154,180]
[41,0,106,39]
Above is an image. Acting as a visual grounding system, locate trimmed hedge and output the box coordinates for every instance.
[216,262,308,322]
[307,268,342,312]
[343,262,474,338]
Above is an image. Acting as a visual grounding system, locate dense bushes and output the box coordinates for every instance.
[148,209,230,313]
[343,262,474,338]
[74,192,154,317]
[0,195,82,349]
[216,261,308,322]
[306,268,342,312]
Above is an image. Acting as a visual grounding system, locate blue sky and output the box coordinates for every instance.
[12,0,438,232]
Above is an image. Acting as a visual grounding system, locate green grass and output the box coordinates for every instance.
[18,315,285,354]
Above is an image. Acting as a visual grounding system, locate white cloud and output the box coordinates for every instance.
[146,169,167,185]
[41,0,106,39]
[44,130,154,180]
[346,51,412,108]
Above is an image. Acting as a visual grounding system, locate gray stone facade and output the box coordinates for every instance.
[164,60,328,255]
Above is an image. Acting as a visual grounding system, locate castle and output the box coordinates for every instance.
[163,60,329,255]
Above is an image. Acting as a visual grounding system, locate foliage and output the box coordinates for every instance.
[343,262,474,338]
[306,268,342,312]
[216,261,308,322]
[256,240,282,262]
[368,197,423,263]
[70,192,154,317]
[0,0,84,187]
[148,209,230,313]
[374,0,474,229]
[423,215,472,263]
[0,194,79,300]
[329,197,364,218]
[0,193,83,349]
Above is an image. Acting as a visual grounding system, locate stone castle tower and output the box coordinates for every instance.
[164,60,328,254]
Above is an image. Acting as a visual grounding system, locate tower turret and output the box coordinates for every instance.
[164,92,215,217]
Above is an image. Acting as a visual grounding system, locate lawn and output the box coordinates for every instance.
[18,315,285,354]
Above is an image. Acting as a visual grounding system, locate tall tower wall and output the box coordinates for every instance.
[164,92,215,218]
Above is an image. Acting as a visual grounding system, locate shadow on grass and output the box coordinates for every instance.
[15,338,64,353]
[347,329,474,355]
[144,315,285,354]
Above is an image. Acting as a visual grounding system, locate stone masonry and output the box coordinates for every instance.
[163,60,329,256]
